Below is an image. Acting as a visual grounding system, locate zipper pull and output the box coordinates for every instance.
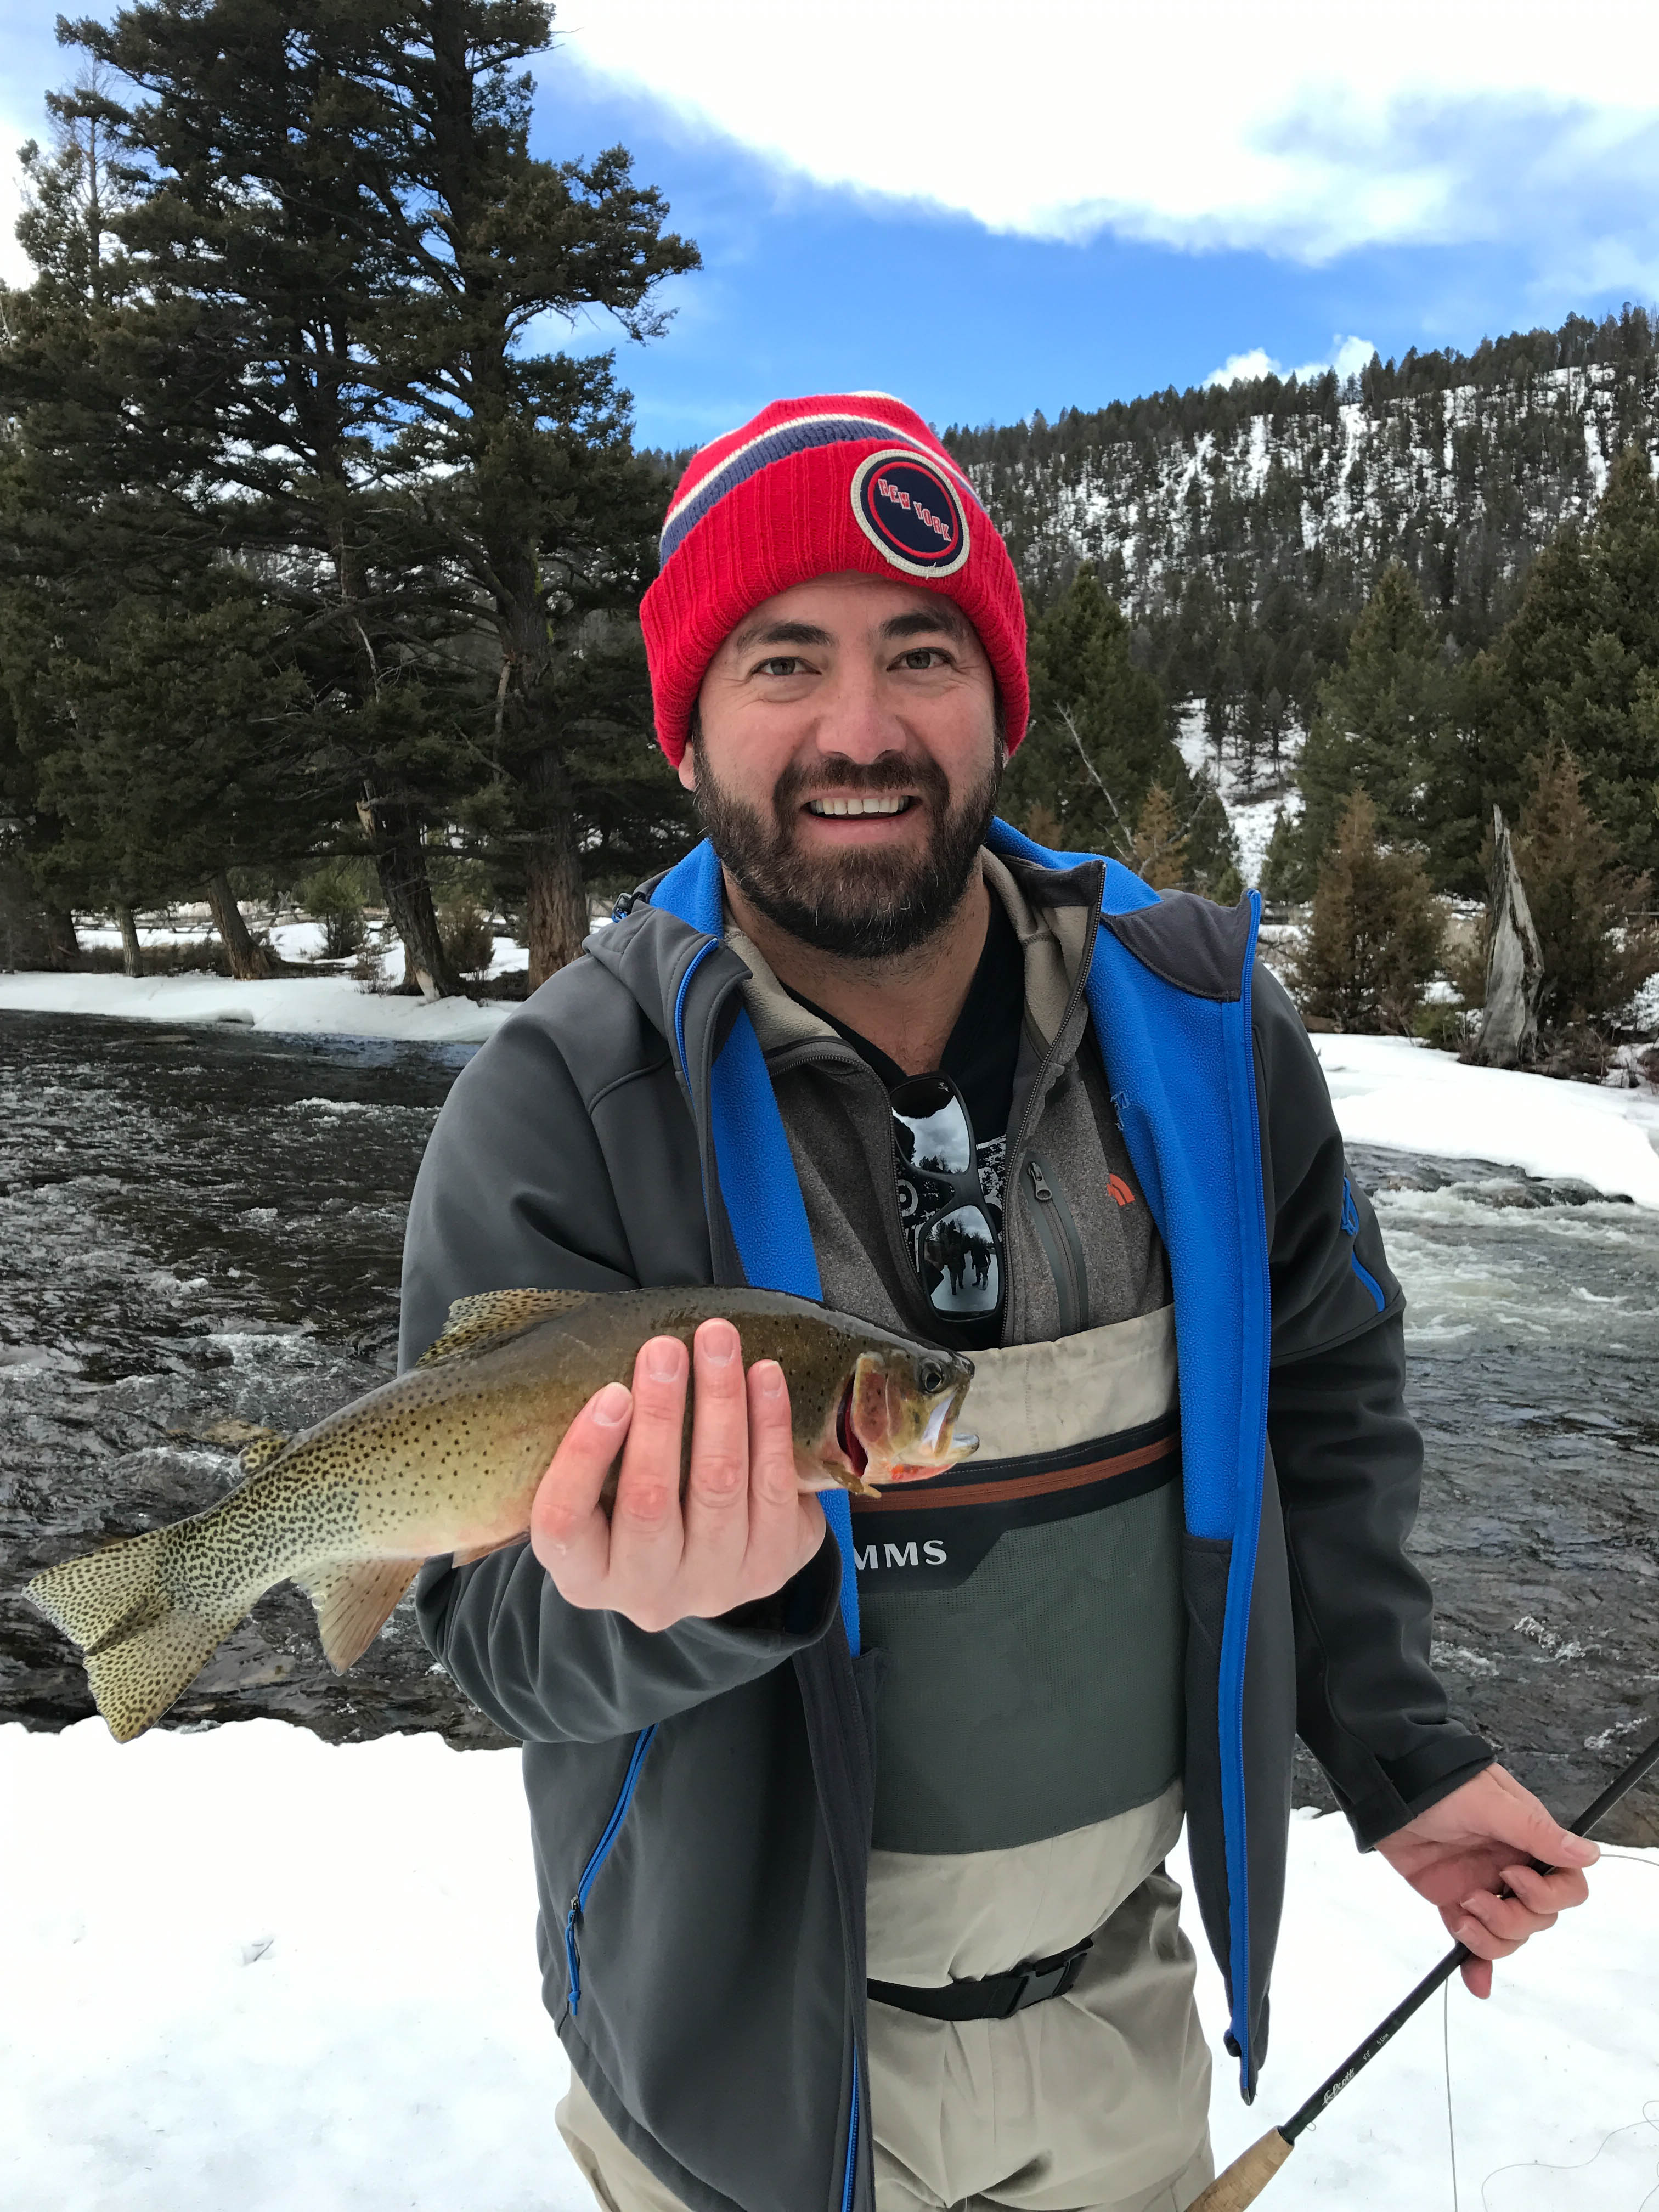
[564,1896,584,2014]
[1027,1159,1053,1203]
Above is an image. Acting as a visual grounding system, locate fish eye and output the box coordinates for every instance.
[919,1361,945,1395]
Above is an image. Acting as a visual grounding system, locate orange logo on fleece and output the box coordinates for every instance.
[1108,1174,1136,1208]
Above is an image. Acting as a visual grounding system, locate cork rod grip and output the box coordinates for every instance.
[1184,2128,1294,2212]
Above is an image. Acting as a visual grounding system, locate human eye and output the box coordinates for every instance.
[897,646,950,671]
[753,655,807,678]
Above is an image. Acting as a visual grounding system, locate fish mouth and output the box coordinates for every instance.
[836,1379,870,1484]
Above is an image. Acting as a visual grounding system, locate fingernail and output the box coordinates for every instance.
[1564,1837,1599,1863]
[645,1338,683,1383]
[755,1360,786,1399]
[699,1322,736,1365]
[592,1383,631,1427]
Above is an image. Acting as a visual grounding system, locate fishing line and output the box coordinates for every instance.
[1443,1980,1460,2212]
[1477,2102,1659,2212]
[1472,1849,1659,2209]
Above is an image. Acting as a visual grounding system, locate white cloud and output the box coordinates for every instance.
[556,0,1659,270]
[1205,349,1279,388]
[1206,335,1378,387]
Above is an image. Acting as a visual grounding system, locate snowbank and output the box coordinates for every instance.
[4,969,1659,1210]
[3,1719,1655,2211]
[0,969,514,1046]
[1314,1035,1659,1207]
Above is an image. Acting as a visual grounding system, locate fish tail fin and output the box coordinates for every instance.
[25,1528,243,1742]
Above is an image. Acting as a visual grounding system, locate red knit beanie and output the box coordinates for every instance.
[640,393,1029,768]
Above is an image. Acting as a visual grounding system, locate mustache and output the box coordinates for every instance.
[774,753,947,811]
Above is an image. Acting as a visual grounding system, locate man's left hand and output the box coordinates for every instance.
[1375,1763,1599,1997]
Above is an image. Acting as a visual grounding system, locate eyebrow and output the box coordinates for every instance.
[730,605,972,660]
[879,605,971,645]
[730,618,836,657]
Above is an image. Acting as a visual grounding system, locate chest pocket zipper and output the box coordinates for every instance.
[564,1724,658,2016]
[1025,1153,1089,1336]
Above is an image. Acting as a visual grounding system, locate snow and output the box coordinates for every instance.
[1313,1035,1659,1207]
[0,968,515,1046]
[73,918,533,992]
[3,1720,1655,2211]
[1175,701,1302,890]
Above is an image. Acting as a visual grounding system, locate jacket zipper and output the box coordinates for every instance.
[563,1724,658,2017]
[1024,1152,1088,1335]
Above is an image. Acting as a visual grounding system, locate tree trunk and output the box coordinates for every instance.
[524,812,589,992]
[357,795,462,1000]
[1474,805,1543,1066]
[0,857,76,971]
[115,904,145,979]
[43,905,79,967]
[204,872,276,981]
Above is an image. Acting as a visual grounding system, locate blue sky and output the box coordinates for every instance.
[6,0,1659,451]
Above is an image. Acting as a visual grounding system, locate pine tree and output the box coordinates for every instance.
[1513,741,1659,1040]
[1293,563,1454,890]
[1000,563,1187,859]
[338,0,699,985]
[64,0,472,995]
[1458,448,1659,889]
[1291,790,1444,1032]
[0,60,308,975]
[1128,785,1187,889]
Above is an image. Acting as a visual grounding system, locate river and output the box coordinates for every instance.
[2,1011,1655,1838]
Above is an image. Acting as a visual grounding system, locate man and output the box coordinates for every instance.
[403,394,1596,2212]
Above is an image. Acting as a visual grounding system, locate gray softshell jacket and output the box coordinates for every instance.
[402,849,1491,2212]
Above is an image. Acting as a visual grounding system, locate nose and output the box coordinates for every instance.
[810,659,902,765]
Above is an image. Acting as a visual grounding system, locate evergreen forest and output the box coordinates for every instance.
[2,7,1657,1044]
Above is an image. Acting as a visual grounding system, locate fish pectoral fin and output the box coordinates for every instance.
[298,1558,422,1672]
[449,1532,528,1567]
[417,1287,595,1367]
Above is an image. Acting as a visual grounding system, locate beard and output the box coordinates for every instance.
[692,747,1002,959]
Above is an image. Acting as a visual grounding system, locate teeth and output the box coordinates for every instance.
[806,796,909,816]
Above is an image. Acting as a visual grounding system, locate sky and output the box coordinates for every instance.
[4,0,1659,450]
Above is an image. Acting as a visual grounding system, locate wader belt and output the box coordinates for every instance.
[867,1935,1093,2021]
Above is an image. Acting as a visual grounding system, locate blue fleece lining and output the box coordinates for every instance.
[840,2063,859,2212]
[1059,839,1271,2095]
[650,843,861,1656]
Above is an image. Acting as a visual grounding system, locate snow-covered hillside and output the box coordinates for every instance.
[968,364,1644,611]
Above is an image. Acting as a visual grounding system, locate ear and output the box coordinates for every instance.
[676,748,697,793]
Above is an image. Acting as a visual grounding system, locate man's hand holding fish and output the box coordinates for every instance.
[532,1323,823,1632]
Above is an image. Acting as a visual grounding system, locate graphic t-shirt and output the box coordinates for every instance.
[784,898,1024,1350]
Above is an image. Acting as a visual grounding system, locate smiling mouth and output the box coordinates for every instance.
[804,795,916,818]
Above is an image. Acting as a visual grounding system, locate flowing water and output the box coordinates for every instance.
[2,1012,1656,1836]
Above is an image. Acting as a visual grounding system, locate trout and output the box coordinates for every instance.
[25,1285,976,1743]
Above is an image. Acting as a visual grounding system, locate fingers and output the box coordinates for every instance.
[533,1329,824,1632]
[1453,1859,1589,1949]
[606,1336,695,1626]
[1486,1767,1601,1871]
[1459,1955,1493,2000]
[679,1321,758,1607]
[530,1379,634,1598]
[741,1359,827,1595]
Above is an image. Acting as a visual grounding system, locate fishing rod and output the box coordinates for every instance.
[1190,1725,1659,2212]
